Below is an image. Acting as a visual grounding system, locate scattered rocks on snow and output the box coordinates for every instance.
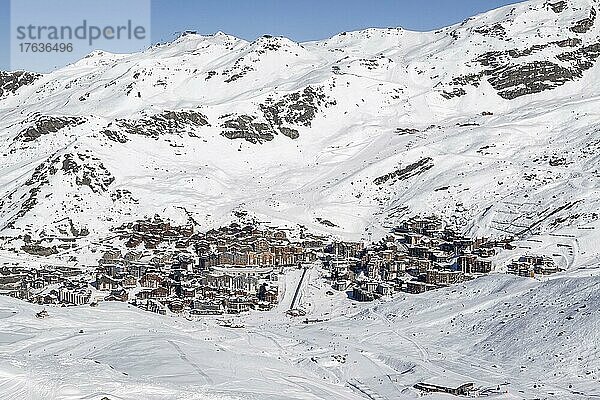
[0,70,40,99]
[15,116,86,142]
[112,110,210,140]
[374,158,434,185]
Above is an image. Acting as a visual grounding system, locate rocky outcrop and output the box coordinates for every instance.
[444,38,600,100]
[261,86,335,129]
[15,116,86,142]
[374,158,433,185]
[473,23,506,39]
[61,153,115,193]
[220,114,275,144]
[547,1,567,13]
[488,61,574,100]
[0,152,115,229]
[21,244,58,256]
[0,71,40,99]
[113,110,210,139]
[570,7,596,33]
[222,86,335,143]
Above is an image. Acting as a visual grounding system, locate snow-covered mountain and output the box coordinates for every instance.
[1,265,598,399]
[1,1,600,399]
[1,0,600,267]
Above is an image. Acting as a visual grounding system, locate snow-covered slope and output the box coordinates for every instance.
[1,1,600,398]
[1,0,600,264]
[0,271,598,399]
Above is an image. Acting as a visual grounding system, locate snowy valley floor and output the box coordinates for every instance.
[0,268,598,400]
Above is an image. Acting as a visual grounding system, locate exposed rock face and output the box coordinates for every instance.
[489,61,574,99]
[113,110,210,139]
[374,158,433,185]
[21,244,58,256]
[0,71,40,99]
[261,86,335,129]
[548,1,567,13]
[444,38,600,100]
[101,129,129,143]
[395,128,420,135]
[473,23,507,39]
[221,86,335,143]
[220,114,275,144]
[15,116,86,142]
[442,87,467,99]
[570,7,596,33]
[0,153,115,229]
[61,153,115,193]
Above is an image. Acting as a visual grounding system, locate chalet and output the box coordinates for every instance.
[192,299,224,315]
[397,216,443,235]
[430,250,453,264]
[32,293,58,305]
[297,250,317,263]
[147,299,167,315]
[136,289,152,300]
[149,286,169,301]
[273,230,287,240]
[58,286,91,305]
[403,233,422,246]
[508,262,535,278]
[406,281,436,294]
[99,249,122,264]
[248,251,274,266]
[140,273,163,288]
[330,241,364,258]
[260,287,279,304]
[254,238,270,252]
[535,263,560,275]
[407,257,432,273]
[473,247,496,258]
[377,283,393,296]
[180,286,196,298]
[121,275,137,289]
[167,299,185,313]
[227,297,253,313]
[458,254,493,274]
[426,269,464,286]
[95,274,120,291]
[363,281,378,293]
[352,287,375,302]
[104,288,128,302]
[272,248,292,266]
[414,381,474,396]
[332,280,350,291]
[302,239,323,249]
[408,246,430,259]
[204,272,260,294]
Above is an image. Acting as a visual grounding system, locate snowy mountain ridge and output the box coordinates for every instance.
[0,0,599,271]
[1,1,600,399]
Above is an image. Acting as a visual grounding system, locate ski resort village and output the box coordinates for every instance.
[0,215,563,316]
[1,0,600,398]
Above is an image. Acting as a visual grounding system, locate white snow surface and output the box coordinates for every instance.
[1,0,600,398]
[0,0,598,266]
[0,269,598,399]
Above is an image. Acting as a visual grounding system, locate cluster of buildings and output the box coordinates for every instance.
[2,218,328,315]
[507,255,562,277]
[0,265,90,305]
[326,216,512,301]
[0,216,565,312]
[91,219,326,315]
